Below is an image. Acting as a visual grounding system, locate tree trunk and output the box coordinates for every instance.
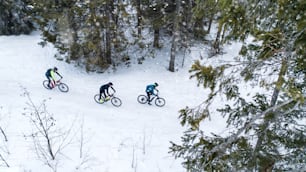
[66,8,79,61]
[97,29,104,64]
[111,1,119,49]
[207,15,213,34]
[105,27,112,64]
[221,25,227,43]
[252,57,288,170]
[136,0,142,37]
[213,23,223,54]
[105,5,112,64]
[169,0,181,72]
[194,18,203,38]
[153,27,160,48]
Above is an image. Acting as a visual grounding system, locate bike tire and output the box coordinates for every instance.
[94,94,104,104]
[111,97,122,107]
[43,80,51,90]
[137,95,148,104]
[155,97,166,107]
[58,83,69,92]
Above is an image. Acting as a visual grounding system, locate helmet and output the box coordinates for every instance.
[108,82,113,86]
[54,67,58,71]
[154,82,158,87]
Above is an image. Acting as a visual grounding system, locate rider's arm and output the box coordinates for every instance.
[107,87,115,96]
[106,88,110,96]
[111,86,116,93]
[56,72,63,79]
[154,88,159,95]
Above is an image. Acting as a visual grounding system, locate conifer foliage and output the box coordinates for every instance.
[170,1,306,171]
[29,0,129,71]
[0,0,34,35]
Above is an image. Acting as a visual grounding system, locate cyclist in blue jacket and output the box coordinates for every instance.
[45,67,62,89]
[146,82,158,105]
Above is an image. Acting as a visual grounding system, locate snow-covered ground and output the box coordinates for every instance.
[0,32,239,172]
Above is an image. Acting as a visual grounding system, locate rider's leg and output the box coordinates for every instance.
[146,92,150,100]
[100,88,106,103]
[47,77,52,89]
[48,79,51,88]
[99,88,102,100]
[103,90,110,99]
[147,92,152,104]
[104,91,111,100]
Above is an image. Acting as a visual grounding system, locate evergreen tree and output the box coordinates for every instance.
[30,0,69,51]
[138,0,186,49]
[30,0,129,71]
[0,0,34,35]
[81,0,129,70]
[170,0,306,171]
[192,0,219,38]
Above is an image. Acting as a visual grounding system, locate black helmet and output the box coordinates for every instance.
[108,82,113,86]
[54,67,58,71]
[154,82,158,86]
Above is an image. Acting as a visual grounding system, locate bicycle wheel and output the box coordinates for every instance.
[58,83,69,92]
[155,97,166,107]
[94,94,104,104]
[111,97,122,107]
[43,80,51,89]
[137,95,148,104]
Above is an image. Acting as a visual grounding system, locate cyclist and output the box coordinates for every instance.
[146,82,158,105]
[99,82,116,103]
[45,67,63,89]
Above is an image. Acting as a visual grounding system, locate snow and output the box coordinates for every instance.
[0,32,241,172]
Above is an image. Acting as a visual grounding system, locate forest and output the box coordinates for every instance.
[1,0,305,171]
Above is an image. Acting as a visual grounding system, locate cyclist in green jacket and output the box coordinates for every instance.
[45,67,62,89]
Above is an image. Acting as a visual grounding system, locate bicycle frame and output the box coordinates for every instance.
[137,91,165,107]
[98,90,117,101]
[94,92,122,107]
[43,79,69,93]
[149,92,160,101]
[149,94,157,102]
[50,80,62,88]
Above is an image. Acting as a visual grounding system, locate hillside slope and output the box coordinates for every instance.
[0,33,229,172]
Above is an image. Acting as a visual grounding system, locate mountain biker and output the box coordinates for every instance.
[99,82,116,103]
[45,67,63,89]
[146,82,159,105]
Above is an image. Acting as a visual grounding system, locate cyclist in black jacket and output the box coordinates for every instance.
[99,82,115,102]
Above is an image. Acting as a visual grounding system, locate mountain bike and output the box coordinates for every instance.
[94,92,122,107]
[43,79,69,93]
[137,91,166,107]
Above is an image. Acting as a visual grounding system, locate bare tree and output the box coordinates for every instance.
[21,88,77,172]
[75,116,96,171]
[0,107,9,168]
[0,107,10,167]
[0,126,9,167]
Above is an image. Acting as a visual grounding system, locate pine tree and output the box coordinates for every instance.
[192,0,219,38]
[0,0,34,35]
[81,0,129,70]
[138,0,176,48]
[170,0,306,171]
[30,0,69,51]
[29,0,130,71]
